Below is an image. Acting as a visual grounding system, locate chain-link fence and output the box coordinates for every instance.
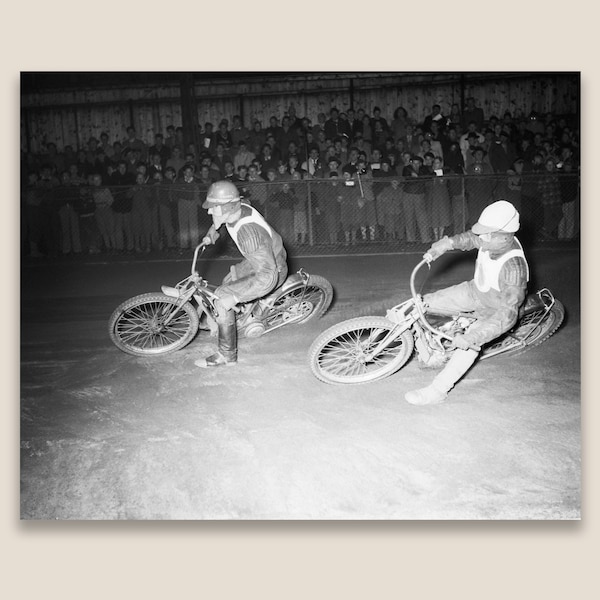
[21,171,580,258]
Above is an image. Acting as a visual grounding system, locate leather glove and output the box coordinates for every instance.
[215,293,238,313]
[424,236,454,262]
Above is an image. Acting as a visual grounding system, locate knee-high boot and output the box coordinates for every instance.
[195,309,238,368]
[405,348,479,405]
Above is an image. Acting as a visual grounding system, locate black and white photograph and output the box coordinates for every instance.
[20,71,581,521]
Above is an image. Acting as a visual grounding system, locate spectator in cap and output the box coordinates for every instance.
[460,122,485,164]
[326,156,341,175]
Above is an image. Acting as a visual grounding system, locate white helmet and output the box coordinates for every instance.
[472,200,520,234]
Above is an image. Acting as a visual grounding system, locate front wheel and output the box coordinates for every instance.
[308,316,414,385]
[108,293,199,356]
[263,275,333,332]
[480,299,565,359]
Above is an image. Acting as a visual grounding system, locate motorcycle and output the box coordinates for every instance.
[109,244,334,356]
[308,258,564,385]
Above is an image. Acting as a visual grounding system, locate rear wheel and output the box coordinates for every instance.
[480,300,565,359]
[108,293,199,356]
[263,275,333,332]
[308,316,414,384]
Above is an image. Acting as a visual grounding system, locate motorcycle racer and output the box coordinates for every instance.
[195,180,288,368]
[405,200,529,405]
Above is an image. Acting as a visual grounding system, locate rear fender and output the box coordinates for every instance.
[262,270,308,306]
[518,289,555,317]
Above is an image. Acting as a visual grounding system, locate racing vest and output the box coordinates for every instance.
[474,238,529,292]
[226,204,273,251]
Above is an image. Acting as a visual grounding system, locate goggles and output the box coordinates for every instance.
[206,201,240,217]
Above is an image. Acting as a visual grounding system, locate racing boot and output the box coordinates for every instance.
[405,348,478,405]
[195,311,238,368]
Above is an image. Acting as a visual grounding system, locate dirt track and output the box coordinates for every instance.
[20,246,580,519]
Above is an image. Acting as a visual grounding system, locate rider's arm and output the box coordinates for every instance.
[202,224,220,245]
[447,231,481,252]
[461,256,528,347]
[425,231,481,261]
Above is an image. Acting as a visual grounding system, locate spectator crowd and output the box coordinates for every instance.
[21,99,580,258]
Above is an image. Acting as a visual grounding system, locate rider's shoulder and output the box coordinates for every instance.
[239,202,253,217]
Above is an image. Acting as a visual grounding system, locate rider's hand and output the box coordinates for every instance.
[201,235,213,247]
[452,334,474,351]
[425,236,454,262]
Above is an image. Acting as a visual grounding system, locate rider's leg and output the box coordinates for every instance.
[195,307,238,368]
[423,281,479,314]
[405,348,479,405]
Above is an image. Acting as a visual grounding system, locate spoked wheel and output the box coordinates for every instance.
[308,316,414,385]
[263,275,333,332]
[108,293,199,356]
[480,299,565,359]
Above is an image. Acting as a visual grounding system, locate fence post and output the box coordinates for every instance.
[307,179,314,246]
[461,173,466,231]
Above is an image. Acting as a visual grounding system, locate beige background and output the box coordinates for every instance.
[3,1,596,597]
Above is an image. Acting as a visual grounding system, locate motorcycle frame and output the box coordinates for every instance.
[160,244,315,334]
[363,261,559,363]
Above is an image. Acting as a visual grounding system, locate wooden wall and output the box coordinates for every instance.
[21,72,579,154]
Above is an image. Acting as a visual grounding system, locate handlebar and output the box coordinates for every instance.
[191,243,206,276]
[410,258,471,347]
